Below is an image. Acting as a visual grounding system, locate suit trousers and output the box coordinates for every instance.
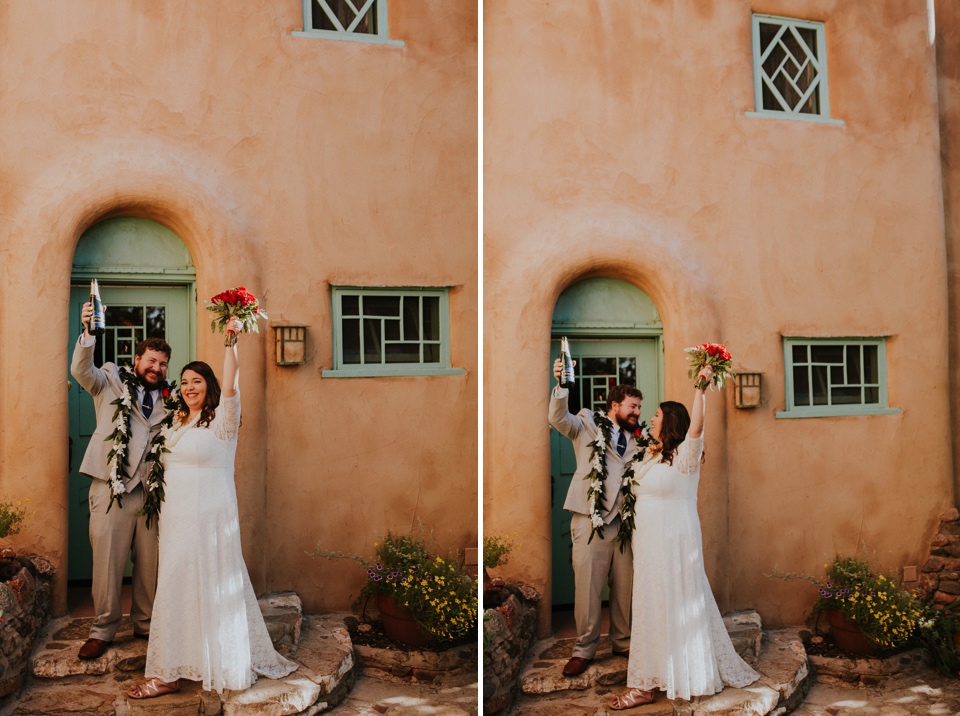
[570,512,633,658]
[88,479,159,640]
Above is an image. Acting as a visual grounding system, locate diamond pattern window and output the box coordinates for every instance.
[752,15,830,119]
[299,0,399,44]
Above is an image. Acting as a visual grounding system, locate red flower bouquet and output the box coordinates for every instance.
[685,342,734,390]
[206,286,268,347]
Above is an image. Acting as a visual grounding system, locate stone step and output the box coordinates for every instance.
[10,609,356,716]
[511,612,811,716]
[520,610,765,695]
[31,592,304,681]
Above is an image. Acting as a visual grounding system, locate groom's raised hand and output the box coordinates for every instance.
[553,357,576,384]
[80,301,107,338]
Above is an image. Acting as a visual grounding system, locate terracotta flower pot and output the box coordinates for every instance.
[375,593,436,648]
[825,609,882,656]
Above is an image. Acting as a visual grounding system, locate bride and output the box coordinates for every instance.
[610,365,759,709]
[128,317,297,698]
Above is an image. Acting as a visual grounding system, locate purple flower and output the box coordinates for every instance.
[373,574,383,582]
[826,581,832,589]
[366,569,375,578]
[376,562,383,570]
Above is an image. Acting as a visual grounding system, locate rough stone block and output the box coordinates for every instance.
[292,614,355,706]
[222,674,321,716]
[691,683,781,716]
[941,507,960,522]
[32,635,148,678]
[259,592,303,653]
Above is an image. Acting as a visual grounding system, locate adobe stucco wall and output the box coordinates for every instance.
[0,1,478,614]
[484,0,952,634]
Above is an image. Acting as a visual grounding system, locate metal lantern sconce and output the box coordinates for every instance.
[274,325,307,366]
[734,372,762,409]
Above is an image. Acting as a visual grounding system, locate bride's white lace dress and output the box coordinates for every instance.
[627,432,759,700]
[144,392,298,693]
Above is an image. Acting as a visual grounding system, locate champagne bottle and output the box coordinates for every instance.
[89,279,106,336]
[559,336,575,388]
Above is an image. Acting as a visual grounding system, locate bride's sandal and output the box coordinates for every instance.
[127,678,180,699]
[609,688,656,710]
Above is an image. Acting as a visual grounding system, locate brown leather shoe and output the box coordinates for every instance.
[78,638,111,660]
[562,656,592,676]
[133,631,149,640]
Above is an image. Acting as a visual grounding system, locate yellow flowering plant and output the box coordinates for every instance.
[314,528,478,643]
[777,555,923,650]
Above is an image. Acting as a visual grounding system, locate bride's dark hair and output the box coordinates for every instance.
[657,401,690,466]
[180,361,221,428]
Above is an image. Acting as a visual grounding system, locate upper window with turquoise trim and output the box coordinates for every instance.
[327,287,464,377]
[778,338,899,418]
[751,14,831,121]
[296,0,402,45]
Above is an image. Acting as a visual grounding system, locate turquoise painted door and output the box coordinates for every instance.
[550,338,661,606]
[67,285,192,581]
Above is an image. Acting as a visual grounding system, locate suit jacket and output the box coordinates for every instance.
[549,387,641,521]
[70,338,171,491]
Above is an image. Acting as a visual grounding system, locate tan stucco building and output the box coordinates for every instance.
[0,1,478,615]
[484,0,960,634]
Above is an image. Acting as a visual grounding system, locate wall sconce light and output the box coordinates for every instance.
[734,372,762,409]
[274,325,307,366]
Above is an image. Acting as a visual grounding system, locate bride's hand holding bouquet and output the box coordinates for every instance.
[685,342,733,390]
[206,286,267,347]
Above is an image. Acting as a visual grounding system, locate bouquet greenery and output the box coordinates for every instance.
[315,527,478,643]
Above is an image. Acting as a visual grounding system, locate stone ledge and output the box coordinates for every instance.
[808,647,929,687]
[512,614,811,716]
[19,607,356,716]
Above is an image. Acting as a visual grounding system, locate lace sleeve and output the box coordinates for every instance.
[674,433,704,475]
[212,392,241,442]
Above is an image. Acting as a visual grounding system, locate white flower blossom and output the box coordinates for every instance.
[591,513,604,528]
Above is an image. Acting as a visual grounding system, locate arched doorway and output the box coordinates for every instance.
[549,278,663,607]
[67,217,196,586]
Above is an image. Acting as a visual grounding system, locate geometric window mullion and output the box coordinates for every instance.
[753,14,830,119]
[330,286,459,376]
[779,337,897,418]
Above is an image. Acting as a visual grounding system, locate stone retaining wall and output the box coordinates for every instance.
[482,581,540,715]
[0,549,55,699]
[919,507,960,605]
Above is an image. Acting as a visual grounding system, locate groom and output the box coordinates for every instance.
[549,358,643,677]
[70,301,172,660]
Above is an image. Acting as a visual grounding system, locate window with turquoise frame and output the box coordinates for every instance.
[777,338,900,418]
[325,287,464,377]
[748,14,840,125]
[293,0,404,46]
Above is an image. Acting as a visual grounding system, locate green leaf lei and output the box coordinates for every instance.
[104,367,180,529]
[585,411,652,552]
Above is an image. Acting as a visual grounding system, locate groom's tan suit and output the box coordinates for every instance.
[71,338,168,640]
[550,387,636,659]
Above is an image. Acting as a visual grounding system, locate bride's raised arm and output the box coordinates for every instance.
[222,316,242,398]
[688,366,713,439]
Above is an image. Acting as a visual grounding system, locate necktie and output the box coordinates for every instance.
[142,389,154,418]
[616,429,627,457]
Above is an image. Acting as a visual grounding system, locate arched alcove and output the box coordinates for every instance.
[67,217,196,589]
[549,278,663,611]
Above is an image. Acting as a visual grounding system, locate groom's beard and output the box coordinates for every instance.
[135,366,164,390]
[616,414,639,431]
